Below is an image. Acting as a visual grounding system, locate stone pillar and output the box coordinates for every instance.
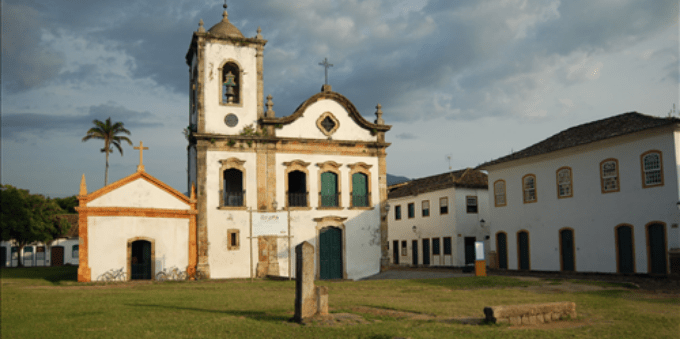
[378,151,390,271]
[294,241,316,322]
[196,145,210,278]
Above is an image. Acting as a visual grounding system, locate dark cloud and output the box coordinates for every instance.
[395,133,417,140]
[1,2,65,92]
[1,103,162,140]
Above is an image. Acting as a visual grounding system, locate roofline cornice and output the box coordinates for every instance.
[259,90,391,132]
[477,124,678,171]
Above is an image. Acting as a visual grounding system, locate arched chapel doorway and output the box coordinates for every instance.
[129,239,154,280]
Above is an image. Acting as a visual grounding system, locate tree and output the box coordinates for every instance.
[82,117,132,186]
[0,185,71,267]
[54,195,78,214]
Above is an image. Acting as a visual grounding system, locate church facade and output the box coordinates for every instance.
[184,8,391,280]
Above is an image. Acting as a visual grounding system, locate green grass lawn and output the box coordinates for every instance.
[1,267,678,338]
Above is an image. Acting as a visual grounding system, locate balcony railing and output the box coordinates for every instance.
[352,193,369,207]
[320,193,340,207]
[223,191,244,207]
[288,192,308,207]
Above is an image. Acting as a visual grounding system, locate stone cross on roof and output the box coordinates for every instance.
[318,57,333,85]
[134,141,149,172]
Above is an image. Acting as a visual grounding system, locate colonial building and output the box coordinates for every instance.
[1,215,79,268]
[387,169,489,268]
[478,112,680,275]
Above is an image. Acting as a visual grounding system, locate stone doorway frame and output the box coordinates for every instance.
[313,216,347,280]
[127,237,156,281]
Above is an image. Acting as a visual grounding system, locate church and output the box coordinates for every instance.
[76,6,391,282]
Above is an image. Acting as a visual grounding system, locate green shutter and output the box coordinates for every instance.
[352,173,367,207]
[321,172,337,206]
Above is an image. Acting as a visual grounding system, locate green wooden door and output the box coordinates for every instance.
[560,229,575,271]
[518,232,530,270]
[497,233,508,269]
[352,173,368,207]
[320,172,338,207]
[617,226,634,273]
[648,224,667,274]
[422,239,430,266]
[412,240,418,266]
[320,227,343,279]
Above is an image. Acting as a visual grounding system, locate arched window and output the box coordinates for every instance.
[600,158,620,193]
[221,62,240,104]
[223,169,244,207]
[522,174,537,203]
[288,170,308,207]
[494,180,506,207]
[219,158,246,208]
[351,173,369,207]
[284,160,310,209]
[320,172,339,207]
[348,162,372,208]
[556,167,573,198]
[641,151,663,188]
[317,161,342,208]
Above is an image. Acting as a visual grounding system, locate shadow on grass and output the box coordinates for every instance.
[411,276,538,289]
[127,304,291,322]
[1,266,78,285]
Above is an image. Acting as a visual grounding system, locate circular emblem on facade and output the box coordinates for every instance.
[224,113,238,127]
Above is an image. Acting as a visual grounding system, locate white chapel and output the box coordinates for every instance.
[77,5,391,282]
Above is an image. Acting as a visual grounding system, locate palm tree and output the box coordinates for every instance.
[82,117,132,186]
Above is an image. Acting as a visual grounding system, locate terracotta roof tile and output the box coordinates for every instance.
[477,112,680,169]
[388,168,488,199]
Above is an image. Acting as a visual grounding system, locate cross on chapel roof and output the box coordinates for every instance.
[134,141,149,172]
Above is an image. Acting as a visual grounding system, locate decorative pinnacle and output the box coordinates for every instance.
[198,19,205,33]
[256,26,263,39]
[266,94,275,117]
[375,104,384,125]
[79,174,87,196]
[222,0,229,21]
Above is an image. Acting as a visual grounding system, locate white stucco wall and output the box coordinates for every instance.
[487,131,680,273]
[277,99,376,142]
[88,179,189,210]
[387,186,489,267]
[202,42,258,135]
[88,216,189,280]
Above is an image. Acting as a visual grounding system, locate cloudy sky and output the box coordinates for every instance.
[2,0,678,197]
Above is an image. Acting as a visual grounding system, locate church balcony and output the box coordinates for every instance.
[319,193,340,208]
[287,192,308,208]
[222,191,244,207]
[351,194,370,208]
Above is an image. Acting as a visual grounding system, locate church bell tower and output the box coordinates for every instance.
[185,3,267,279]
[186,3,267,137]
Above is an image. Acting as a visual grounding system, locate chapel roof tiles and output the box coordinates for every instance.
[477,112,680,169]
[388,168,488,199]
